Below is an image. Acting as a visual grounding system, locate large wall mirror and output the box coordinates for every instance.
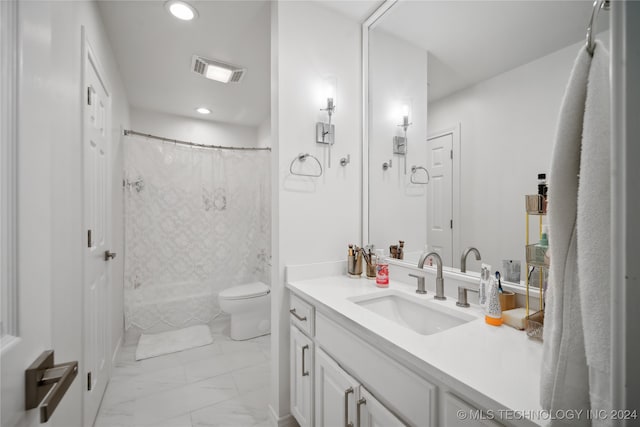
[364,0,609,280]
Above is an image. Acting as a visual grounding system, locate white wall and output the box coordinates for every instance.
[368,29,428,255]
[15,2,130,426]
[258,116,271,149]
[270,1,361,423]
[130,108,259,148]
[428,36,608,274]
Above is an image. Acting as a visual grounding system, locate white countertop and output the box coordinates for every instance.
[287,273,545,426]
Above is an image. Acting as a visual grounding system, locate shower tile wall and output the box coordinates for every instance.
[95,315,271,427]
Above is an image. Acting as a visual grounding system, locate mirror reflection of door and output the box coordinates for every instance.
[427,130,453,266]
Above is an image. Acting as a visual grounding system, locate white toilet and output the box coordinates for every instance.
[218,282,271,340]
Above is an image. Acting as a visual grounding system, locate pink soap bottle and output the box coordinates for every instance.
[375,249,389,288]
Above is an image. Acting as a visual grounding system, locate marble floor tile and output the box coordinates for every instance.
[132,374,238,426]
[190,386,270,427]
[95,320,271,427]
[102,365,188,406]
[231,362,270,393]
[184,350,267,383]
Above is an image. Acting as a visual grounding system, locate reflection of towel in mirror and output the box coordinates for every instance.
[577,40,611,424]
[541,46,591,417]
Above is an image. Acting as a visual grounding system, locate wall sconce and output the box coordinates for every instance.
[393,103,411,174]
[316,77,336,168]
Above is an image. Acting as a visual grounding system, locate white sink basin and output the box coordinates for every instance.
[350,290,476,336]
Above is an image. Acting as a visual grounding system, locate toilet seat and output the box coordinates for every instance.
[219,282,270,300]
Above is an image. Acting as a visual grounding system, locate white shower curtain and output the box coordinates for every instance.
[123,135,271,330]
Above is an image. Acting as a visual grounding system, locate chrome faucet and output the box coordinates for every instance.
[409,251,446,300]
[460,247,481,273]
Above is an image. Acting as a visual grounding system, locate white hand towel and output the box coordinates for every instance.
[577,40,611,424]
[541,45,591,419]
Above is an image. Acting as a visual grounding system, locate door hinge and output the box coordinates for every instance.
[450,219,453,229]
[450,150,453,159]
[87,87,92,105]
[87,229,92,248]
[87,372,92,391]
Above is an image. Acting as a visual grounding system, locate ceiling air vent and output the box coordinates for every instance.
[191,55,246,84]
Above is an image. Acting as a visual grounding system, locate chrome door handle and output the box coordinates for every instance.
[344,387,354,427]
[302,344,309,376]
[104,250,117,261]
[25,350,78,423]
[357,398,367,427]
[289,308,307,321]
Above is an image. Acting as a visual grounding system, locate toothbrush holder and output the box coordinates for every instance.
[348,252,363,278]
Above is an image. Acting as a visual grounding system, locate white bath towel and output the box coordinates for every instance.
[577,40,611,423]
[541,45,591,418]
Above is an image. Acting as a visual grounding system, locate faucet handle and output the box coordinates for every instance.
[408,273,427,295]
[456,286,479,308]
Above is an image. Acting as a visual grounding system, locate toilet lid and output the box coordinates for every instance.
[219,282,270,300]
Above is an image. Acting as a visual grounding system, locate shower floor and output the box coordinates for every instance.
[95,314,271,427]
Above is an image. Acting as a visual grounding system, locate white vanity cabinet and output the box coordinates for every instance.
[315,348,359,427]
[290,294,316,427]
[358,386,405,427]
[288,289,516,427]
[315,348,404,427]
[442,392,503,427]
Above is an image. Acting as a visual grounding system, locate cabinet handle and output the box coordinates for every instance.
[302,345,309,376]
[344,387,354,427]
[357,398,367,427]
[289,308,307,322]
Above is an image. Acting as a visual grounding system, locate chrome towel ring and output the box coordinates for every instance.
[289,153,323,177]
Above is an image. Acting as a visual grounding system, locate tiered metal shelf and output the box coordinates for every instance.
[525,194,547,340]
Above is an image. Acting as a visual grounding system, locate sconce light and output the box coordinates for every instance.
[393,103,412,174]
[316,77,337,168]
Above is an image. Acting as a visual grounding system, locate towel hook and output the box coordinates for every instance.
[586,0,610,56]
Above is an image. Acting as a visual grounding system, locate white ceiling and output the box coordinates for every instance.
[373,0,608,102]
[314,0,383,23]
[97,0,271,127]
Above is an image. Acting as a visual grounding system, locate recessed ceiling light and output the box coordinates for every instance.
[165,0,198,21]
[196,107,211,115]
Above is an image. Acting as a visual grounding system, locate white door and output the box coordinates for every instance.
[426,131,453,265]
[315,348,359,427]
[290,325,313,427]
[1,2,57,426]
[83,37,112,427]
[358,387,405,427]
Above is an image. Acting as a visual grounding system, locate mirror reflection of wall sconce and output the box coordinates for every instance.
[382,159,392,170]
[316,77,337,168]
[393,104,412,174]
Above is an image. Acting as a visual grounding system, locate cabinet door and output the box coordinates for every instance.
[315,348,360,427]
[291,325,314,427]
[358,387,406,427]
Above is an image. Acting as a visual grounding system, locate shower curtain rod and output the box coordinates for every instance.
[123,129,271,151]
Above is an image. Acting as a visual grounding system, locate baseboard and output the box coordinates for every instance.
[268,405,298,427]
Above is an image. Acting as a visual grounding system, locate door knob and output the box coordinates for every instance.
[104,250,117,261]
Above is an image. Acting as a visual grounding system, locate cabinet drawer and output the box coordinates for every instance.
[289,293,315,336]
